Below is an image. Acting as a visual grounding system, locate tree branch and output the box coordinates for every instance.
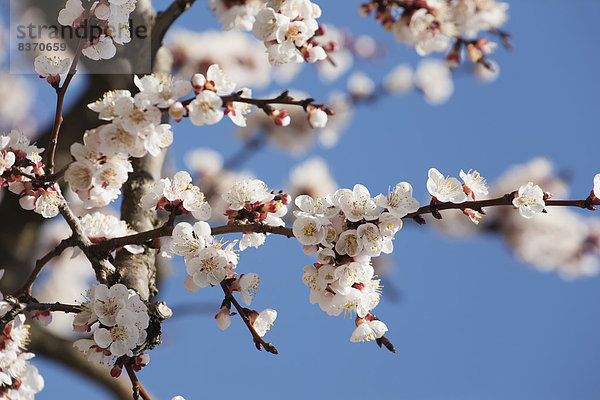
[125,363,152,400]
[220,282,278,355]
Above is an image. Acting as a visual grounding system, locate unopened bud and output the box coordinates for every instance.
[191,74,206,93]
[215,306,232,331]
[270,109,291,127]
[169,102,186,122]
[94,1,111,20]
[307,107,328,129]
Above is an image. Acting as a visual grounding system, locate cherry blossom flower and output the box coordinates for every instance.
[185,247,231,289]
[34,55,70,85]
[512,182,546,219]
[134,73,192,108]
[350,319,388,342]
[427,168,467,203]
[92,283,130,327]
[252,309,277,337]
[375,182,420,218]
[222,178,274,210]
[460,169,489,200]
[336,184,379,222]
[188,91,224,126]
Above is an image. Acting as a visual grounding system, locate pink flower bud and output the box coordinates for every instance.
[215,306,232,331]
[191,74,206,93]
[270,109,290,127]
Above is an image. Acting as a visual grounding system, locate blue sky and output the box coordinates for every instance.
[22,1,600,399]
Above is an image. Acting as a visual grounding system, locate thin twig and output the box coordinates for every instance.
[220,282,278,354]
[25,301,82,314]
[124,363,152,400]
[211,224,294,238]
[47,4,92,174]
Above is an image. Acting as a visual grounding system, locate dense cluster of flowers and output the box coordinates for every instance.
[0,130,64,219]
[73,283,149,374]
[58,0,137,60]
[208,0,326,65]
[65,74,189,207]
[159,177,280,335]
[223,178,290,250]
[0,315,45,399]
[295,182,420,342]
[0,271,44,399]
[360,0,508,58]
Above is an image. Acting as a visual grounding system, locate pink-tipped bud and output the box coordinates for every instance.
[271,109,291,127]
[168,101,187,122]
[215,306,232,331]
[191,73,206,93]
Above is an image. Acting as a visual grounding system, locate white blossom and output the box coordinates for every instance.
[460,169,489,200]
[253,309,277,337]
[427,168,467,203]
[350,320,388,342]
[512,182,546,219]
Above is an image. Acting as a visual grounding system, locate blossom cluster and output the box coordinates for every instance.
[0,271,44,399]
[223,178,290,250]
[73,283,150,372]
[187,64,252,127]
[433,159,600,280]
[58,0,137,60]
[140,170,211,221]
[360,0,508,59]
[162,177,281,335]
[0,315,45,399]
[0,130,64,219]
[209,0,327,65]
[65,73,189,208]
[295,182,421,342]
[253,0,326,64]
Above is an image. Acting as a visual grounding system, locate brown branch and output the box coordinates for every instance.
[91,212,176,255]
[25,301,82,314]
[46,4,92,174]
[177,90,332,115]
[211,224,294,238]
[220,282,278,355]
[13,237,76,297]
[29,324,133,400]
[125,363,152,400]
[58,201,114,284]
[152,0,197,58]
[404,194,595,221]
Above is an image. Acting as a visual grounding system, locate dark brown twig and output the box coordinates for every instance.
[220,282,278,354]
[47,4,92,174]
